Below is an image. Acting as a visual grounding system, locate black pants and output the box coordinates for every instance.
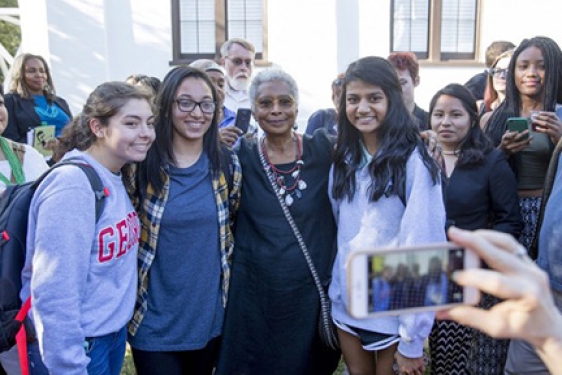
[132,336,221,375]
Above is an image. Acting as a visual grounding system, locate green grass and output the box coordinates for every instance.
[120,348,136,375]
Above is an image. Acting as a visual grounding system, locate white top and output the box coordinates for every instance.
[224,86,251,113]
[329,148,447,358]
[0,143,49,193]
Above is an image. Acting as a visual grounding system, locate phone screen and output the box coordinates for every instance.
[366,247,466,313]
[506,117,530,140]
[235,108,252,133]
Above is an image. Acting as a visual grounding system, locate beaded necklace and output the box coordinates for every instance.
[260,134,307,206]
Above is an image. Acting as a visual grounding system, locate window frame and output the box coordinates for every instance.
[170,0,268,65]
[390,0,481,63]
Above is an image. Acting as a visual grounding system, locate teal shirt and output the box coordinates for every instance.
[33,95,71,136]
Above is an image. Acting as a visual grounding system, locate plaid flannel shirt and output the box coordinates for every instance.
[124,151,242,335]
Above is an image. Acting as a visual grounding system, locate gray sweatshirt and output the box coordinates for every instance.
[20,150,139,375]
[329,148,447,358]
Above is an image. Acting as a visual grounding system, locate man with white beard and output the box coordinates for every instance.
[220,38,256,113]
[218,38,258,145]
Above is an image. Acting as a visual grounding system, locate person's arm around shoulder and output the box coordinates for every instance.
[440,227,562,375]
[30,167,98,375]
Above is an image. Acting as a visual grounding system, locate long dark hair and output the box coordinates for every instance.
[429,84,493,167]
[138,66,224,194]
[485,36,562,146]
[332,56,439,203]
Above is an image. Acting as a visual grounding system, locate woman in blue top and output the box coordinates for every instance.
[329,56,446,375]
[3,53,72,152]
[125,66,241,375]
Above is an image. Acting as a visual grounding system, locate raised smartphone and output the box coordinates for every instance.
[234,108,252,133]
[347,243,480,318]
[506,117,531,140]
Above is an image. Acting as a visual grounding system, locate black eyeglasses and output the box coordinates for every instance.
[226,57,253,67]
[175,99,216,114]
[489,67,508,77]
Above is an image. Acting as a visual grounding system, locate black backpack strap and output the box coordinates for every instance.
[32,159,107,223]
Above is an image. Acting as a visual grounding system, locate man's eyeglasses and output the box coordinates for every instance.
[226,57,253,67]
[489,68,508,77]
[175,99,216,114]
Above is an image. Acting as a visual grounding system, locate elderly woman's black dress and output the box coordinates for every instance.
[215,131,340,375]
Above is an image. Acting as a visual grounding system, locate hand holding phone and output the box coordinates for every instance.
[234,108,252,134]
[437,226,562,375]
[506,117,531,141]
[347,243,480,318]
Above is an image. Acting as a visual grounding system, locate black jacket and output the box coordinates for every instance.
[3,93,72,143]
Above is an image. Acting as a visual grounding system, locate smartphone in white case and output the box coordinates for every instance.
[347,243,480,318]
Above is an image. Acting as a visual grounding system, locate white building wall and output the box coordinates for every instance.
[18,0,172,114]
[15,0,562,129]
[266,0,340,129]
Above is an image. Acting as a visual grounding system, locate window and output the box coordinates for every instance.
[171,0,267,64]
[390,0,480,61]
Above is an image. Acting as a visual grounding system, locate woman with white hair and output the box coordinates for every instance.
[216,69,341,375]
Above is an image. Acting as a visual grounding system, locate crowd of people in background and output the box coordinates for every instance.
[1,34,562,375]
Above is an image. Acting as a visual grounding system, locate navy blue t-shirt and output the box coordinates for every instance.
[129,153,223,350]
